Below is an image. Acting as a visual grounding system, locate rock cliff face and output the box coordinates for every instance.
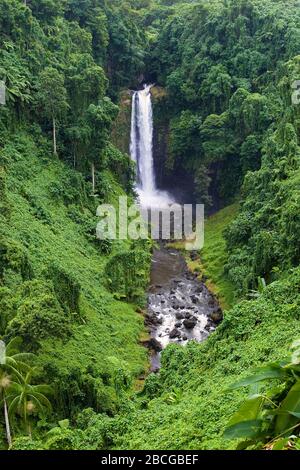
[151,87,195,203]
[111,90,132,155]
[151,87,170,189]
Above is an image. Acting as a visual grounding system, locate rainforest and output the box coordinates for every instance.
[1,0,300,454]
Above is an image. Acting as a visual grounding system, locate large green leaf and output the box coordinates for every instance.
[288,412,300,418]
[272,438,290,450]
[228,365,288,390]
[224,420,264,440]
[236,440,256,450]
[275,380,300,435]
[227,395,265,427]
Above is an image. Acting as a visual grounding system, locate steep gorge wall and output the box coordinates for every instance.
[152,88,196,203]
[151,87,171,189]
[111,90,132,155]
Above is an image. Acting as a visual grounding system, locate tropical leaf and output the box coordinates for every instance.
[227,365,288,390]
[236,439,256,450]
[275,380,300,435]
[272,438,290,450]
[288,411,300,418]
[227,395,265,427]
[29,392,52,410]
[31,385,53,395]
[224,419,264,440]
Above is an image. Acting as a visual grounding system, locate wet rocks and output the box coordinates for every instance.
[145,313,162,327]
[146,246,223,369]
[183,317,197,329]
[175,311,185,320]
[144,313,153,326]
[148,338,163,352]
[195,285,203,294]
[190,251,199,261]
[208,298,216,308]
[169,328,181,339]
[209,308,223,324]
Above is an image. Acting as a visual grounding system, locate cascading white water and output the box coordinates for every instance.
[130,85,173,208]
[130,85,156,194]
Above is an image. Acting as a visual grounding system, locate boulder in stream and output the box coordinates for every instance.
[145,313,162,327]
[148,338,163,352]
[183,317,197,329]
[190,251,199,261]
[175,311,185,320]
[169,328,181,339]
[210,308,223,324]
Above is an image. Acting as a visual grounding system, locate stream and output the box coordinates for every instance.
[145,246,223,371]
[130,85,222,370]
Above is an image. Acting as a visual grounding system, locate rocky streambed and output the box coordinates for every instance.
[144,246,223,370]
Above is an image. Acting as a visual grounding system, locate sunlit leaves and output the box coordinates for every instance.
[224,340,300,448]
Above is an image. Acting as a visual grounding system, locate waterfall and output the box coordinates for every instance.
[130,84,173,208]
[130,85,156,194]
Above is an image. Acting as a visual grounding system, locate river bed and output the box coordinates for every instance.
[145,245,223,370]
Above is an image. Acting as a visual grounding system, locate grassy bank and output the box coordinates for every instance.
[199,204,239,309]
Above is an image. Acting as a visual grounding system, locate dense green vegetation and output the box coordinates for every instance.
[143,0,300,295]
[0,130,150,448]
[146,0,300,209]
[1,0,300,452]
[0,0,151,448]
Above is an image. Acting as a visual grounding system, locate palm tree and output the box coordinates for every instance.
[5,338,34,370]
[0,338,40,445]
[0,338,33,447]
[0,370,12,447]
[7,367,52,437]
[0,338,52,441]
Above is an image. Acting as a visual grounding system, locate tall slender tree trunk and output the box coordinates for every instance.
[4,399,12,447]
[53,116,57,156]
[23,401,31,438]
[91,163,95,194]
